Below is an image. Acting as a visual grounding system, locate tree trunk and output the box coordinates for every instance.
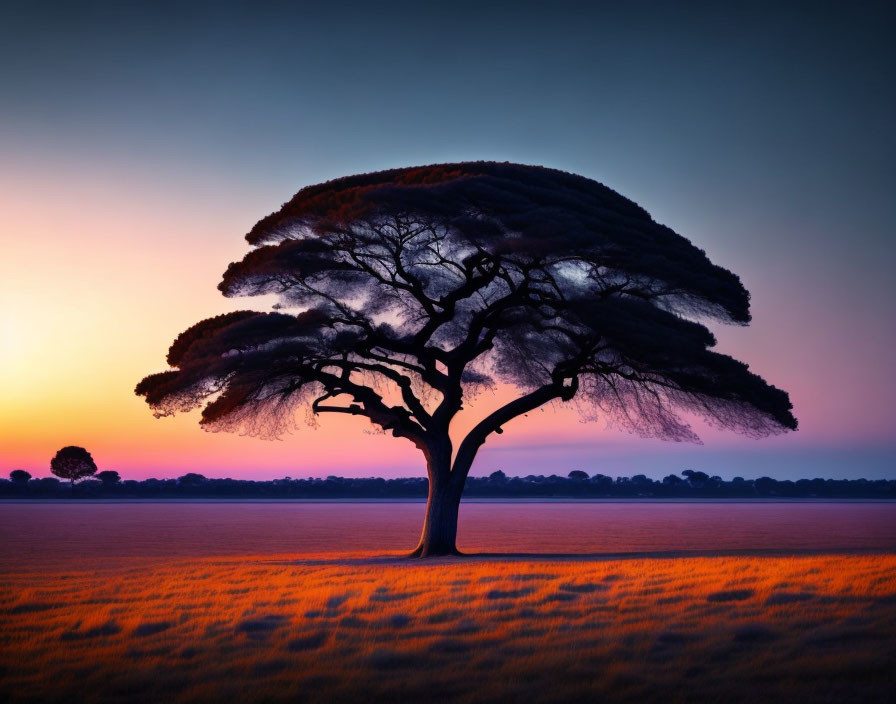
[410,474,462,557]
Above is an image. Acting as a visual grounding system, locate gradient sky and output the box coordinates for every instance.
[1,1,894,480]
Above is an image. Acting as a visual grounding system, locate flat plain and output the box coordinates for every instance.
[2,502,894,703]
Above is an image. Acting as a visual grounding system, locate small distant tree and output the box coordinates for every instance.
[136,162,797,556]
[96,470,121,486]
[178,472,207,487]
[50,446,97,491]
[682,469,709,485]
[10,469,31,484]
[568,470,589,480]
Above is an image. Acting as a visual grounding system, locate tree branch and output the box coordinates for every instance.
[449,379,577,491]
[321,358,433,427]
[307,367,428,450]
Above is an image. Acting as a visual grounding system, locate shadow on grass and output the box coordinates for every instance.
[60,620,121,641]
[263,547,894,568]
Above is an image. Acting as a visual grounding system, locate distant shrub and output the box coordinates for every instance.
[10,469,31,484]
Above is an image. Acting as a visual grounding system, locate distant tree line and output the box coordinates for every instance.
[2,469,894,499]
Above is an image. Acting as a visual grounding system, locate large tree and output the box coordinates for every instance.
[136,162,796,556]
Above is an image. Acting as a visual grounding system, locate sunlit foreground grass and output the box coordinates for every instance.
[2,553,895,703]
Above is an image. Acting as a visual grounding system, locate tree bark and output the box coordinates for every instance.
[410,434,462,557]
[410,475,462,557]
[408,383,572,558]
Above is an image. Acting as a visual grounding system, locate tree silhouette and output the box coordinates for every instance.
[136,162,796,555]
[50,446,97,490]
[9,469,31,484]
[96,470,121,486]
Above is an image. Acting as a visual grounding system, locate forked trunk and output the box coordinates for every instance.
[410,476,462,557]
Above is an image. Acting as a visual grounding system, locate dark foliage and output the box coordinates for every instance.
[138,162,794,444]
[1,471,891,500]
[135,162,797,553]
[49,446,97,486]
[9,469,31,484]
[96,470,121,485]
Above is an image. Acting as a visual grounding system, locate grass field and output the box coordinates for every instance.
[2,551,895,703]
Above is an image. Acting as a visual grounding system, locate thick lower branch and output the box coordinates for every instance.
[450,380,576,490]
[311,387,428,452]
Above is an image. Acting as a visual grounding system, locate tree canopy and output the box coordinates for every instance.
[136,161,796,554]
[96,470,121,485]
[50,446,97,486]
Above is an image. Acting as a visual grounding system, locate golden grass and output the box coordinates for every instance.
[2,553,895,703]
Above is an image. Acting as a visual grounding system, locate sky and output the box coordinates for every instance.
[1,0,894,480]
